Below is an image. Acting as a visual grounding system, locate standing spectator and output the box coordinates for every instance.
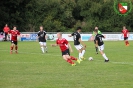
[3,24,10,41]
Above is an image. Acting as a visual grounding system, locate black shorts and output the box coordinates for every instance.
[5,32,8,36]
[124,37,128,40]
[62,49,70,56]
[11,40,18,45]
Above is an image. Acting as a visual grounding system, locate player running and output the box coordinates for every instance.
[37,26,48,53]
[94,30,109,62]
[121,26,129,46]
[90,27,102,54]
[68,27,86,61]
[51,32,80,66]
[9,26,20,54]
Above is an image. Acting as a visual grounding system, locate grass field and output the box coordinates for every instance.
[0,41,133,88]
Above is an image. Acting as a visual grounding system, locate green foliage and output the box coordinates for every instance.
[0,0,133,32]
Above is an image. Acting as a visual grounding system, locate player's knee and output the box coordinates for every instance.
[63,56,67,61]
[100,51,104,55]
[78,50,82,53]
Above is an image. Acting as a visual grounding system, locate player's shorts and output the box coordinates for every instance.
[124,37,128,40]
[98,44,104,51]
[39,42,46,46]
[5,32,8,36]
[74,44,83,50]
[62,49,70,56]
[11,40,17,45]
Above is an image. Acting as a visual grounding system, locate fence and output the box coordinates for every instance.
[0,32,133,41]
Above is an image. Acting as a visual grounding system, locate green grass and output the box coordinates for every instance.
[0,41,133,88]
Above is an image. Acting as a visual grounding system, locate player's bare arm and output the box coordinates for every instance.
[45,35,47,40]
[103,35,106,38]
[68,34,72,37]
[127,32,129,37]
[51,44,57,47]
[79,38,86,48]
[68,43,73,52]
[36,36,39,42]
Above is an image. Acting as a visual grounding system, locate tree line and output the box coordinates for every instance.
[0,0,133,32]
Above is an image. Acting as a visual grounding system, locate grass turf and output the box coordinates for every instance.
[0,41,133,88]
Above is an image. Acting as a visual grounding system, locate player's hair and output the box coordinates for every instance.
[77,27,82,30]
[40,26,43,27]
[57,32,62,36]
[13,25,17,28]
[94,29,98,33]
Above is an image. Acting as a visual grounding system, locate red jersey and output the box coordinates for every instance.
[122,29,129,37]
[56,38,69,51]
[9,30,20,41]
[3,27,10,33]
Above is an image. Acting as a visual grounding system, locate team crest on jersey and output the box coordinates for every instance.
[114,0,132,16]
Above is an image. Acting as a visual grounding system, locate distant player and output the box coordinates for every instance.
[68,27,86,61]
[90,27,102,54]
[121,26,129,46]
[37,26,48,53]
[94,30,109,62]
[3,24,10,41]
[51,32,80,66]
[9,26,20,54]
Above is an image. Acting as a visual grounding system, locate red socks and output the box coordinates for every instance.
[67,59,74,64]
[125,41,129,45]
[70,56,77,61]
[66,56,77,65]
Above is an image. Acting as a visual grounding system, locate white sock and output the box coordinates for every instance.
[41,47,44,53]
[81,50,85,57]
[79,53,82,60]
[102,53,108,60]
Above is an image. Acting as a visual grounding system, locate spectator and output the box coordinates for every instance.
[3,24,10,41]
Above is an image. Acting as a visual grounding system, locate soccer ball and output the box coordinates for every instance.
[88,57,93,61]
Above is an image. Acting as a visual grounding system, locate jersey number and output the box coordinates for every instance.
[74,35,76,40]
[99,37,103,42]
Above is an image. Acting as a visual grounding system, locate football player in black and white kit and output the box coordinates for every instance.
[37,26,47,53]
[68,27,86,61]
[94,30,109,62]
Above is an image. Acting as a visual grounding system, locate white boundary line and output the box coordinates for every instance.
[0,49,133,66]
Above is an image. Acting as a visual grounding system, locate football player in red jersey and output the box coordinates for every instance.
[51,32,80,66]
[8,26,20,54]
[121,26,129,46]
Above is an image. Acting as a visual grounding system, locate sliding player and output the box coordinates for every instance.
[68,27,86,61]
[51,32,80,66]
[9,26,20,54]
[37,26,48,53]
[121,26,129,46]
[94,30,109,62]
[90,27,102,54]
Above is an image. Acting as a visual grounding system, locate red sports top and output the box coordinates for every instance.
[3,27,10,33]
[122,29,129,37]
[9,30,20,41]
[56,38,69,51]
